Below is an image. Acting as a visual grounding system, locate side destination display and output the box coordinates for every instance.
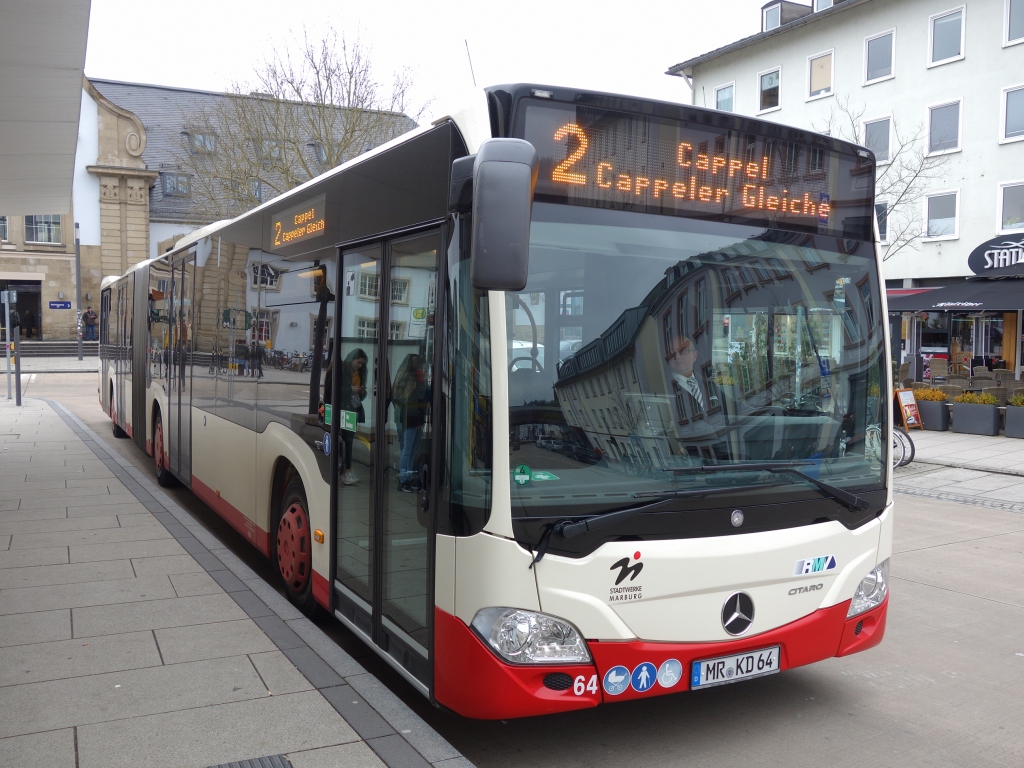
[271,193,327,247]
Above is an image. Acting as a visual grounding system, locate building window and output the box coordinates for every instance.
[875,201,889,243]
[260,139,282,162]
[714,83,734,112]
[758,68,781,112]
[807,50,833,99]
[24,214,61,244]
[663,312,673,355]
[767,257,790,279]
[928,101,961,154]
[751,260,773,282]
[864,117,891,162]
[925,191,959,239]
[163,173,190,197]
[250,263,281,289]
[929,7,965,66]
[677,293,689,340]
[389,321,405,340]
[696,279,708,331]
[1009,0,1024,45]
[249,179,262,203]
[864,30,895,83]
[808,146,825,172]
[390,278,409,304]
[1002,85,1024,142]
[723,267,741,298]
[815,0,833,9]
[188,132,216,154]
[310,142,327,164]
[763,3,781,31]
[1000,182,1024,232]
[356,317,377,339]
[358,272,380,299]
[0,216,7,242]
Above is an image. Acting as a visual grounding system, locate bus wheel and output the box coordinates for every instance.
[274,475,319,617]
[110,391,127,439]
[153,413,174,487]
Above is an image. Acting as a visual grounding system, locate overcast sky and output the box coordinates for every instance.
[84,0,772,122]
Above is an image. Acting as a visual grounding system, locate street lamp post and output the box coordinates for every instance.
[75,222,83,361]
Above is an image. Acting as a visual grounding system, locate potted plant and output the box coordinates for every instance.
[915,388,949,431]
[951,392,1000,436]
[1005,392,1024,439]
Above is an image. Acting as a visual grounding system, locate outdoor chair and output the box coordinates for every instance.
[982,386,1007,406]
[928,358,948,384]
[945,375,969,388]
[911,381,928,390]
[898,362,911,384]
[994,369,1016,385]
[936,384,964,399]
[953,353,972,375]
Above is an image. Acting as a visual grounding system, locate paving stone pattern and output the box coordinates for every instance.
[0,399,468,768]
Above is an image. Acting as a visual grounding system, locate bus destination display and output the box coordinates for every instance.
[521,102,873,238]
[272,194,327,247]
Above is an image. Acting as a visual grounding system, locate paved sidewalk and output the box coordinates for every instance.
[904,427,1024,476]
[1,356,100,374]
[0,398,470,768]
[893,427,1024,513]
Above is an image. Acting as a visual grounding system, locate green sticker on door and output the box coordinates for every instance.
[513,465,559,485]
[323,404,357,431]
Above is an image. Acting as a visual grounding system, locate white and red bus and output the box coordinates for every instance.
[101,84,892,719]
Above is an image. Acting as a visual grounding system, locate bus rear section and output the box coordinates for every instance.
[432,86,891,718]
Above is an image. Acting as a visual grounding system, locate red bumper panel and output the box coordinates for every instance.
[837,597,888,657]
[434,608,601,719]
[434,598,888,719]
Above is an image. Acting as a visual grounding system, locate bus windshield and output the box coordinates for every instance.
[506,202,886,519]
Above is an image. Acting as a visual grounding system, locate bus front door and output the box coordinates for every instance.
[333,230,441,694]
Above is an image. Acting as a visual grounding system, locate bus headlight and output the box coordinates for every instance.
[847,559,889,618]
[471,607,591,664]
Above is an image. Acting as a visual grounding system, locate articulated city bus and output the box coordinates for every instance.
[101,84,892,719]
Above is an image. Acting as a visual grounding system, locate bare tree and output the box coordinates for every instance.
[175,31,423,223]
[814,95,950,262]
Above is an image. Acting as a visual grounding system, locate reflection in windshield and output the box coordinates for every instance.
[508,204,886,516]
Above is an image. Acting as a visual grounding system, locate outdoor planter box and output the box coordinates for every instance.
[918,399,949,431]
[1006,406,1024,439]
[951,402,1000,436]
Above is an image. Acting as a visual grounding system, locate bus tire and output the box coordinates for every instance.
[110,389,127,439]
[153,411,174,487]
[273,475,319,618]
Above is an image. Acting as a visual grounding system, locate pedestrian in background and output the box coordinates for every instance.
[22,310,35,339]
[83,306,98,340]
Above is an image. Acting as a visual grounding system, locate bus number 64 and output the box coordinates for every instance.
[573,675,599,696]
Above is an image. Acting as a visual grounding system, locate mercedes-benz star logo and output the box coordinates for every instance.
[722,592,755,636]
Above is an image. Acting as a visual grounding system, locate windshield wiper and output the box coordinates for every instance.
[528,482,783,566]
[665,461,869,513]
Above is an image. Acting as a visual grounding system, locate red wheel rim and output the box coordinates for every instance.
[154,419,165,471]
[277,501,311,592]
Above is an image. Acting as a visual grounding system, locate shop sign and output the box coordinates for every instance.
[968,235,1024,275]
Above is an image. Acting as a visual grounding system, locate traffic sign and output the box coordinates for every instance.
[1,291,15,304]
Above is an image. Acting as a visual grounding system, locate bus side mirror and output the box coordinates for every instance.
[469,138,538,292]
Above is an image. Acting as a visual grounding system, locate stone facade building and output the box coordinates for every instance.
[1,77,415,341]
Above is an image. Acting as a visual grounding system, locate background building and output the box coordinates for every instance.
[1,77,416,341]
[668,0,1024,376]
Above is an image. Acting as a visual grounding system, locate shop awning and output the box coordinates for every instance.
[887,278,1024,312]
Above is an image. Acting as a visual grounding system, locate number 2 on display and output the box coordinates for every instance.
[573,674,599,695]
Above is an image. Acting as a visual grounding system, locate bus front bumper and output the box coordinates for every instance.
[433,597,887,719]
